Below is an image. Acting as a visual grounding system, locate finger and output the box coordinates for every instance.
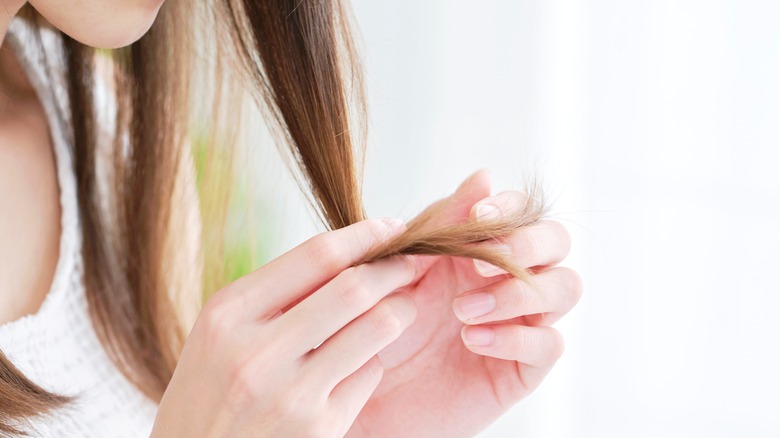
[469,190,529,277]
[459,324,564,394]
[452,267,583,325]
[469,190,530,223]
[227,218,406,319]
[396,170,491,277]
[327,355,384,436]
[506,220,571,269]
[469,190,528,277]
[460,324,564,367]
[448,169,493,221]
[380,170,490,279]
[473,220,571,277]
[273,255,417,357]
[301,293,416,392]
[417,169,493,228]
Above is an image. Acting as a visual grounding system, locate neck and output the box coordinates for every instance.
[1,1,26,47]
[1,1,35,109]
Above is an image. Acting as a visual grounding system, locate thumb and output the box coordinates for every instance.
[416,169,492,227]
[447,169,493,222]
[398,169,492,275]
[455,168,491,200]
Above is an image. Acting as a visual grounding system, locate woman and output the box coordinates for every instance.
[0,0,582,436]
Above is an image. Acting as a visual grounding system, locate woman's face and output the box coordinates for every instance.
[29,0,165,48]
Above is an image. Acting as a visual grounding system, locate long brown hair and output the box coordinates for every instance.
[0,0,545,434]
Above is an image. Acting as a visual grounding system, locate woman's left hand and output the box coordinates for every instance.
[347,170,583,438]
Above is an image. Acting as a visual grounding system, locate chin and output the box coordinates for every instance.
[32,0,165,49]
[83,18,160,49]
[77,1,164,49]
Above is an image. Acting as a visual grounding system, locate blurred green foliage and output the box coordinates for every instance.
[192,133,269,301]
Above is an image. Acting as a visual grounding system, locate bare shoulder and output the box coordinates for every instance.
[0,80,60,325]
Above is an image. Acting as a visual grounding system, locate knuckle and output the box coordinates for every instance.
[366,302,404,340]
[219,275,247,297]
[305,219,398,274]
[334,268,374,308]
[336,268,371,308]
[305,233,349,272]
[363,356,385,382]
[365,218,394,245]
[507,278,532,311]
[199,293,235,342]
[510,326,529,352]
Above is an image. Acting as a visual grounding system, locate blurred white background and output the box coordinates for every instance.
[253,1,780,436]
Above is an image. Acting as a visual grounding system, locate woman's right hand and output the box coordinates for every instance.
[151,218,418,438]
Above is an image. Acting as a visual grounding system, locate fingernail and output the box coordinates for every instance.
[453,292,496,321]
[380,218,406,235]
[473,259,509,277]
[462,326,495,347]
[476,204,500,221]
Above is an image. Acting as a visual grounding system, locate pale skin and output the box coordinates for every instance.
[1,2,582,437]
[0,1,60,325]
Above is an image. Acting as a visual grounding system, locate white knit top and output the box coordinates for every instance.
[0,17,158,437]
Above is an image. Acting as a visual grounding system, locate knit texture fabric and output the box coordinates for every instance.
[0,17,158,437]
